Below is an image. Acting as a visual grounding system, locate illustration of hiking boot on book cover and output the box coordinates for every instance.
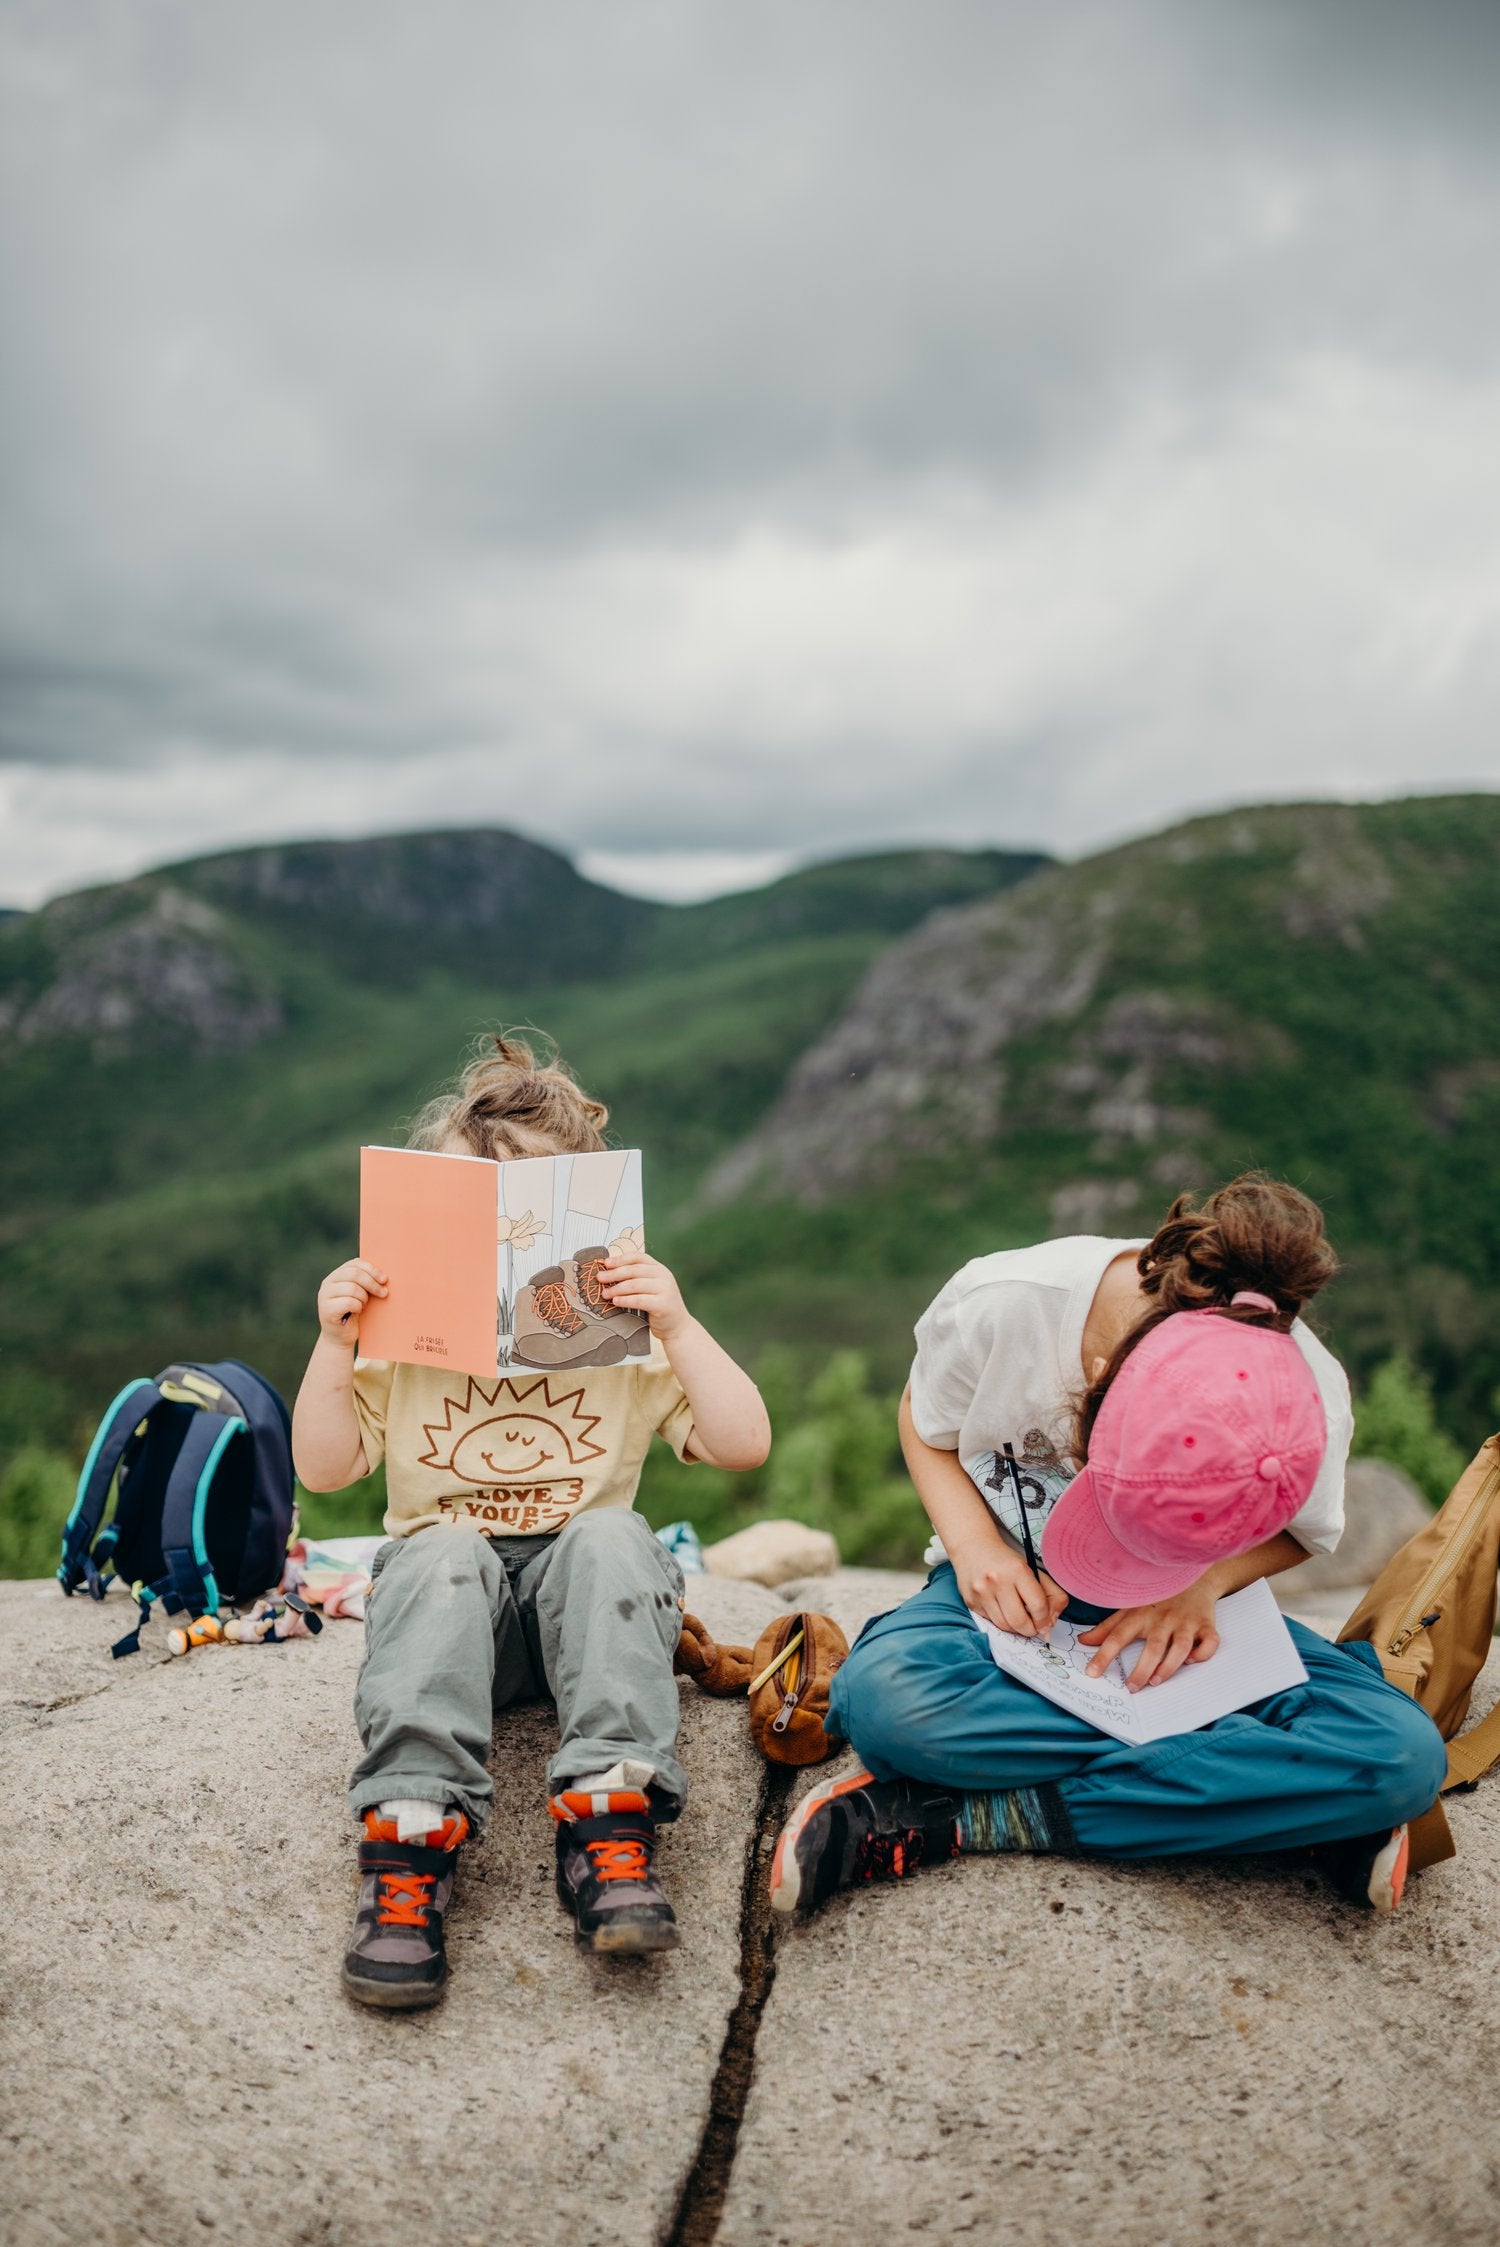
[573,1245,651,1359]
[511,1248,649,1369]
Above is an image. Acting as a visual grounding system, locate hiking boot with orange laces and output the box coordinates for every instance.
[341,1810,469,2010]
[550,1788,680,1955]
[573,1250,612,1320]
[512,1265,629,1369]
[531,1273,585,1339]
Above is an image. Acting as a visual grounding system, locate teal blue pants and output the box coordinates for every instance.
[825,1565,1448,1857]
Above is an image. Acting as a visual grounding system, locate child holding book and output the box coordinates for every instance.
[770,1174,1447,1919]
[294,1035,770,2007]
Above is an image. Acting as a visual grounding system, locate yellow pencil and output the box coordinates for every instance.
[749,1628,805,1696]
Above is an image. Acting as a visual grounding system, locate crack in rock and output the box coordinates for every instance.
[664,1763,795,2247]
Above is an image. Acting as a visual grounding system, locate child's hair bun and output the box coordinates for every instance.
[407,1030,609,1160]
[1075,1170,1339,1463]
[1137,1171,1338,1328]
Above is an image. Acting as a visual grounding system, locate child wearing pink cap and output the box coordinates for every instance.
[770,1174,1446,1920]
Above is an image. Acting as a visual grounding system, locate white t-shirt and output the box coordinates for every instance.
[909,1235,1351,1573]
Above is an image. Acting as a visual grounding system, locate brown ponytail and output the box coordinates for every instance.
[1075,1171,1338,1462]
[407,1031,609,1160]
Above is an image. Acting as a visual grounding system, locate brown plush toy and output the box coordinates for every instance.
[674,1611,752,1695]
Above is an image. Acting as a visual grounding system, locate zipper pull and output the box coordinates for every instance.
[768,1613,808,1732]
[1389,1610,1442,1657]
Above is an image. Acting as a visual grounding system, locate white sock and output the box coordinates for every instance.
[568,1759,655,1797]
[378,1797,448,1842]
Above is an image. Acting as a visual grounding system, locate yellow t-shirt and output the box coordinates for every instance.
[352,1342,697,1539]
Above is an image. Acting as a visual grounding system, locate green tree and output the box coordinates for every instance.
[1350,1355,1468,1508]
[760,1350,924,1567]
[295,1462,389,1542]
[634,1345,927,1568]
[0,1448,74,1579]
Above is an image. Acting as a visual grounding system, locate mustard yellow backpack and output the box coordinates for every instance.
[1338,1435,1500,1870]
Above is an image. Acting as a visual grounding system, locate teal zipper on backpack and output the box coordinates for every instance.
[189,1416,247,1616]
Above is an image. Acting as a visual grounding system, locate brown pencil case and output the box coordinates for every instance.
[748,1609,850,1765]
[676,1608,850,1767]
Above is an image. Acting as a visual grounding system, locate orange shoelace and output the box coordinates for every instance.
[377,1870,436,1927]
[532,1279,585,1336]
[583,1830,651,1883]
[575,1259,610,1315]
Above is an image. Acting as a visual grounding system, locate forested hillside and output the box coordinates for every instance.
[2,798,1495,1574]
[0,834,1045,1562]
[690,795,1500,1437]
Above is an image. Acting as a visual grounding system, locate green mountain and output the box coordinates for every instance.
[683,794,1500,1436]
[3,796,1497,1579]
[0,832,1046,1474]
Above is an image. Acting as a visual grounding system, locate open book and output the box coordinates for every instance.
[357,1145,649,1378]
[973,1577,1308,1745]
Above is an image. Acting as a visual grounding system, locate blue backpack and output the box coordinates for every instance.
[58,1360,295,1657]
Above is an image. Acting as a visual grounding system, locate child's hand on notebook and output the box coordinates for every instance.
[1077,1579,1221,1690]
[595,1250,687,1343]
[317,1258,389,1349]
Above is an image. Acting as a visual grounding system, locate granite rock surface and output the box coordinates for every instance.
[4,1566,1497,2247]
[723,1578,1500,2247]
[0,1572,781,2247]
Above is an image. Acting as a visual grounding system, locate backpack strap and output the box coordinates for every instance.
[1406,1672,1500,1869]
[157,1408,247,1619]
[1406,1800,1456,1873]
[1442,1699,1500,1792]
[58,1378,164,1598]
[195,1360,295,1602]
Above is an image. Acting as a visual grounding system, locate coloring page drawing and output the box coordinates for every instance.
[975,1580,1309,1746]
[1030,1617,1132,1694]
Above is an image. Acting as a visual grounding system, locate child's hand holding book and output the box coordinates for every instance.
[317,1258,389,1350]
[594,1249,688,1342]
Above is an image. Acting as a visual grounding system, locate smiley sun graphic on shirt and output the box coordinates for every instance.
[419,1374,608,1485]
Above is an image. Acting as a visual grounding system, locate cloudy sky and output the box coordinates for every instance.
[3,0,1499,908]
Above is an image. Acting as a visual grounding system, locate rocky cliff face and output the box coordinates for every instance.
[183,825,648,939]
[703,876,1117,1205]
[700,797,1490,1214]
[0,830,657,1062]
[0,880,284,1056]
[176,827,660,988]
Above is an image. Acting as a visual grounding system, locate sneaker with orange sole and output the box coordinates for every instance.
[1311,1823,1410,1913]
[341,1810,469,2010]
[550,1788,680,1954]
[769,1766,961,1917]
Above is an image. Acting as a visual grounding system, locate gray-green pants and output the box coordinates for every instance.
[348,1511,688,1831]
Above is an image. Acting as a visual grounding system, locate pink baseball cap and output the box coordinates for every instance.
[1040,1309,1326,1606]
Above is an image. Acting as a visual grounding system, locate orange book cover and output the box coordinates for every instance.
[356,1145,648,1378]
[358,1146,501,1378]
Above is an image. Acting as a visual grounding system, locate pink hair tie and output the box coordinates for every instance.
[1230,1290,1278,1313]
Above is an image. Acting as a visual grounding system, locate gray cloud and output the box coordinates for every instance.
[2,0,1500,903]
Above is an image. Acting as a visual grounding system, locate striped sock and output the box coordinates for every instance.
[957,1783,1077,1856]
